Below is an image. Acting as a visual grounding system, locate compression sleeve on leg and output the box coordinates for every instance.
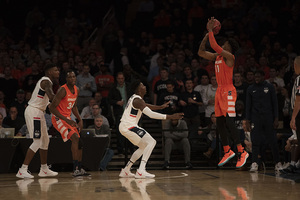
[142,106,167,120]
[208,31,223,54]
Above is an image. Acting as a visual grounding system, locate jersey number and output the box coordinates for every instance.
[67,102,75,110]
[215,64,220,73]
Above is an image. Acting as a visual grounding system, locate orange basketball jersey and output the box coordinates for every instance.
[215,55,234,87]
[214,55,236,117]
[56,84,78,117]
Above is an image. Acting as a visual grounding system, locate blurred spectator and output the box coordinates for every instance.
[94,64,114,99]
[245,70,255,85]
[179,79,203,136]
[182,65,198,87]
[152,67,169,105]
[0,67,19,103]
[0,91,7,117]
[84,104,110,127]
[110,47,130,76]
[266,67,285,89]
[0,113,9,130]
[203,75,218,126]
[3,106,25,135]
[80,98,96,119]
[194,74,210,126]
[234,71,249,106]
[76,65,97,112]
[162,119,192,169]
[201,112,220,159]
[147,56,166,84]
[10,89,28,119]
[108,72,130,154]
[23,62,42,93]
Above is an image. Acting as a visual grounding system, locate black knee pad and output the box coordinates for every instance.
[78,138,84,149]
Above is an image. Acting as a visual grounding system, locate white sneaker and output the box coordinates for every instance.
[275,162,283,171]
[119,168,135,178]
[16,168,34,179]
[249,162,258,173]
[38,167,58,177]
[135,169,155,179]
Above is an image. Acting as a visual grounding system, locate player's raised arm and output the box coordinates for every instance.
[206,17,235,67]
[198,33,217,61]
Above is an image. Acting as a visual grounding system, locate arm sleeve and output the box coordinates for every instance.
[208,32,223,54]
[142,106,167,120]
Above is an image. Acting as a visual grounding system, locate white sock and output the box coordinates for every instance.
[21,164,28,169]
[125,160,134,170]
[139,160,147,171]
[41,164,48,169]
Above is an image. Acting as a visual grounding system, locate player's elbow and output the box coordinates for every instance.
[198,50,205,57]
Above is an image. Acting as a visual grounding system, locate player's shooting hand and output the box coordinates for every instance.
[207,17,215,32]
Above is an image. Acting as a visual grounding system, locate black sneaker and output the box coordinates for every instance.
[162,161,170,170]
[185,162,193,169]
[80,168,91,176]
[281,165,296,174]
[72,169,82,177]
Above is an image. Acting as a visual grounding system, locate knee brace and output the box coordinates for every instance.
[29,139,42,153]
[78,138,83,149]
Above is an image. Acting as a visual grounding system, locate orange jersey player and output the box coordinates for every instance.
[198,17,248,169]
[50,70,90,177]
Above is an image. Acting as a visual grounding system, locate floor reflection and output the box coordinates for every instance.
[119,178,155,200]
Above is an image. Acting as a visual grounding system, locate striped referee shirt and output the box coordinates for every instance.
[291,75,300,109]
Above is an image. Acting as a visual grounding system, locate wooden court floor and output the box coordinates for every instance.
[1,169,300,200]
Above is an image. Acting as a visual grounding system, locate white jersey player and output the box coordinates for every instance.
[16,64,60,179]
[119,81,184,179]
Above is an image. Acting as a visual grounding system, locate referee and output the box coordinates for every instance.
[290,56,300,175]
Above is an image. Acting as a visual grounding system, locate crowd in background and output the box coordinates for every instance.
[0,0,300,161]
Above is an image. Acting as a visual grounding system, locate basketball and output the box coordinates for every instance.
[207,19,221,35]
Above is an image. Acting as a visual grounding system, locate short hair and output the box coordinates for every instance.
[94,115,103,120]
[254,70,265,76]
[131,80,142,93]
[44,63,56,73]
[66,69,75,75]
[228,38,239,55]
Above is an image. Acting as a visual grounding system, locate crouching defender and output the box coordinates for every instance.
[119,80,184,179]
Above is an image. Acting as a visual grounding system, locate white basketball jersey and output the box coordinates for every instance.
[120,94,143,126]
[28,76,52,111]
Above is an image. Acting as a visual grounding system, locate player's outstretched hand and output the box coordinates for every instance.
[170,113,184,120]
[161,101,170,109]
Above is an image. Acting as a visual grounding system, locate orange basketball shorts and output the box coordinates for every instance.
[214,86,237,117]
[51,115,80,142]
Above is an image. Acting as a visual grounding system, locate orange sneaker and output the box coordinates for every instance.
[218,150,235,167]
[236,150,249,168]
